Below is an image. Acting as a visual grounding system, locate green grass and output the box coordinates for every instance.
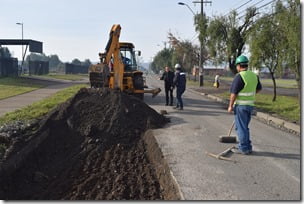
[22,73,88,81]
[0,77,45,100]
[259,78,298,88]
[186,77,214,87]
[220,76,297,88]
[218,92,300,123]
[0,84,87,125]
[43,73,88,81]
[255,95,300,122]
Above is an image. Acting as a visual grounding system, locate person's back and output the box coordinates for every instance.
[174,70,186,91]
[173,64,186,110]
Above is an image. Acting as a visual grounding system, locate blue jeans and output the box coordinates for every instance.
[176,88,185,108]
[234,105,253,152]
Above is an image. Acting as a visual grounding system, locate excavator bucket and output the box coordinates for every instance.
[152,88,161,98]
[143,88,161,98]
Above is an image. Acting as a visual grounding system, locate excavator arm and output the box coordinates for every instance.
[100,24,124,90]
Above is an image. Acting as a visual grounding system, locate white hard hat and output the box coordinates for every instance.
[175,64,181,69]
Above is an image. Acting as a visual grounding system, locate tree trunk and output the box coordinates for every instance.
[295,61,301,104]
[228,59,237,75]
[270,71,277,102]
[296,76,300,103]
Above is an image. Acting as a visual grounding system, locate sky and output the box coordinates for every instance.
[0,0,293,63]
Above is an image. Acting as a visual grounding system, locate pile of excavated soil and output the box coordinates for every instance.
[0,88,170,200]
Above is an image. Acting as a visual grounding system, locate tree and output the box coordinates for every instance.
[48,54,61,69]
[205,9,257,74]
[278,0,301,95]
[151,48,173,74]
[71,58,81,65]
[24,53,48,68]
[81,59,92,67]
[249,14,286,101]
[249,0,301,101]
[194,13,210,64]
[0,47,11,58]
[25,53,48,62]
[168,32,199,74]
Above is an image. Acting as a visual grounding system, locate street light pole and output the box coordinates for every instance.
[16,22,24,74]
[178,1,211,86]
[16,22,24,59]
[178,2,196,16]
[193,0,212,86]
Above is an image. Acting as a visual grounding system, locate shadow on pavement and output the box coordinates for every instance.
[251,151,300,160]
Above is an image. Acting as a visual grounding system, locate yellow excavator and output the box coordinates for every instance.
[89,24,161,99]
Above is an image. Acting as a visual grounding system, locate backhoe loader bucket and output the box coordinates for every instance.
[144,88,161,98]
[133,88,161,98]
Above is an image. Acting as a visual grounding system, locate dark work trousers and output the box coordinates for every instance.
[176,87,185,108]
[165,85,173,105]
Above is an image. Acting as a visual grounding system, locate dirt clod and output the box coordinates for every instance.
[0,88,170,200]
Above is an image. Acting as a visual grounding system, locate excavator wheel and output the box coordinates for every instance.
[133,74,144,100]
[89,72,103,88]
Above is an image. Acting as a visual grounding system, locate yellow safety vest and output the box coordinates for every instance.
[235,70,258,106]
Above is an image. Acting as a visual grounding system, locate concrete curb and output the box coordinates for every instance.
[187,88,300,136]
[144,130,184,200]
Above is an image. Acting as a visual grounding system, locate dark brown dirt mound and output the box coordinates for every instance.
[0,88,169,200]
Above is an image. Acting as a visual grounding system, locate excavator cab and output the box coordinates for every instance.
[119,43,137,72]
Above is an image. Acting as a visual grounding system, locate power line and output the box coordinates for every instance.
[237,0,266,16]
[234,0,255,11]
[262,4,293,19]
[231,0,251,9]
[237,0,277,20]
[224,0,255,16]
[191,33,199,42]
[256,0,277,10]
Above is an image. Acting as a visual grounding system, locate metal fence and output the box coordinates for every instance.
[65,63,88,74]
[0,58,18,77]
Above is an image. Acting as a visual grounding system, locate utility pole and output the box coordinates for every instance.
[193,0,211,86]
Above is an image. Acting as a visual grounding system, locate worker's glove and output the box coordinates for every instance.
[170,86,174,91]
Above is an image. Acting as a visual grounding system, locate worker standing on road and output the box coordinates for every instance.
[228,55,262,155]
[214,73,220,88]
[172,64,186,110]
[160,66,174,106]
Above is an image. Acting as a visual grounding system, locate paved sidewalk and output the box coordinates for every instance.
[0,83,75,117]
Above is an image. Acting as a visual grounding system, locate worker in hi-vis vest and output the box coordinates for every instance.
[228,55,262,155]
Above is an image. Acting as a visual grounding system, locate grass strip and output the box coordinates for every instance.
[44,74,87,81]
[0,84,87,125]
[0,77,45,100]
[218,92,300,123]
[220,76,297,88]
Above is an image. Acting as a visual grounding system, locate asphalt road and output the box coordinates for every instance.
[144,74,301,200]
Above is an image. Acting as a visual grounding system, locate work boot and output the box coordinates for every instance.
[178,107,183,110]
[231,147,252,155]
[173,106,179,109]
